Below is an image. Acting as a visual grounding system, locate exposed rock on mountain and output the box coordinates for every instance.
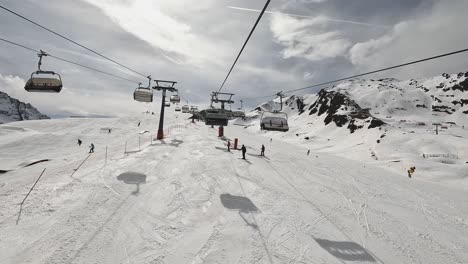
[0,91,49,124]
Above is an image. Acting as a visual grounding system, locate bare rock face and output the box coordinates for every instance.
[0,91,49,124]
[305,90,385,133]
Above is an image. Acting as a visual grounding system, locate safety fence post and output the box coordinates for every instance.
[20,168,46,206]
[70,154,92,178]
[218,126,224,137]
[16,168,47,225]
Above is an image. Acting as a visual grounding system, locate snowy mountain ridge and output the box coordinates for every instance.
[240,71,468,181]
[0,91,49,124]
[247,71,468,134]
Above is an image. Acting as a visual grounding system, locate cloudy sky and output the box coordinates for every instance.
[0,0,467,117]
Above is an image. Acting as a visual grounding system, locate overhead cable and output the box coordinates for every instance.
[217,0,271,93]
[0,4,148,79]
[276,47,468,96]
[0,37,141,84]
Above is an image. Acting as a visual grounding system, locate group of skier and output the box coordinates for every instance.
[77,139,94,153]
[227,140,265,160]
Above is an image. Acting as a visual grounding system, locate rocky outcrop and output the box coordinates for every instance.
[305,90,385,133]
[0,91,49,124]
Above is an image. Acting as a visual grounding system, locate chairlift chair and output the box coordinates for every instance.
[260,111,289,132]
[205,108,231,126]
[175,106,181,112]
[134,85,153,103]
[170,94,181,104]
[232,99,245,118]
[232,110,246,118]
[182,105,190,113]
[24,51,63,93]
[134,76,153,103]
[259,92,289,132]
[205,92,235,125]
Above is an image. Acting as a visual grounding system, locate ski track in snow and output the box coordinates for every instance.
[0,113,467,263]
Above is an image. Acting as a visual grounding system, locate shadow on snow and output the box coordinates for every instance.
[117,172,147,195]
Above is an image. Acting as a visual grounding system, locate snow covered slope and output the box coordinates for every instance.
[0,108,467,264]
[242,71,468,187]
[0,91,49,124]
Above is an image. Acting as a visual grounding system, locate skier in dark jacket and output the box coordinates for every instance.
[241,145,247,159]
[89,143,95,153]
[77,139,82,146]
[227,141,231,152]
[260,144,265,156]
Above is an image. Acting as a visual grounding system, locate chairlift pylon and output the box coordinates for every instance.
[134,76,153,103]
[24,50,63,93]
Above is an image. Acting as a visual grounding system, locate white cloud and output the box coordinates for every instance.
[0,74,25,100]
[348,0,468,78]
[82,0,223,66]
[349,32,395,66]
[303,71,316,80]
[270,14,351,61]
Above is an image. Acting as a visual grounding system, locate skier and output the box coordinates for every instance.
[108,128,111,134]
[77,139,82,146]
[241,145,247,159]
[270,138,272,142]
[260,144,265,156]
[138,121,141,127]
[227,141,231,152]
[89,143,95,153]
[407,166,416,178]
[307,150,310,156]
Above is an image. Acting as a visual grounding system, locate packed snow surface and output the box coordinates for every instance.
[0,109,467,263]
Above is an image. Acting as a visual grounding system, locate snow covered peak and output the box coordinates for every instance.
[247,70,468,138]
[0,91,49,124]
